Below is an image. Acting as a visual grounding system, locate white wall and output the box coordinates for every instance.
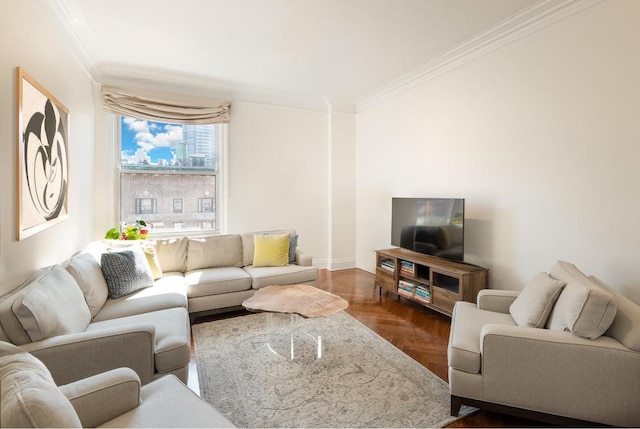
[0,0,97,295]
[328,111,356,270]
[356,0,640,303]
[227,101,330,266]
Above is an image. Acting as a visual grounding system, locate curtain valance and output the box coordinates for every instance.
[103,86,230,125]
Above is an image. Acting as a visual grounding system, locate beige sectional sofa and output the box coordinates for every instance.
[0,231,317,387]
[448,260,640,426]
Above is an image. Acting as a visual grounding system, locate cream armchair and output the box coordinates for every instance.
[0,341,235,428]
[447,261,640,427]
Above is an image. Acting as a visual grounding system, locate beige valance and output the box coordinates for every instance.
[103,86,230,125]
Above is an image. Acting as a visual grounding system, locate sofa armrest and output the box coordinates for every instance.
[479,324,640,426]
[20,324,156,385]
[60,367,141,428]
[295,250,313,266]
[476,289,520,313]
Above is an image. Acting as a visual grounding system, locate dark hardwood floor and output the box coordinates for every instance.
[191,268,548,428]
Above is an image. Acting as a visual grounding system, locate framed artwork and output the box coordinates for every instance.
[16,67,69,240]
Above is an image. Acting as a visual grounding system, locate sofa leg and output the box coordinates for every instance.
[450,395,463,416]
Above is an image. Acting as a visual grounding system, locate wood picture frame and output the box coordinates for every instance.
[16,67,69,240]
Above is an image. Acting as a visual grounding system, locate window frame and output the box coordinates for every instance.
[109,113,228,239]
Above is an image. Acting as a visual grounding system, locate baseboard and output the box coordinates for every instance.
[312,258,356,271]
[327,258,356,271]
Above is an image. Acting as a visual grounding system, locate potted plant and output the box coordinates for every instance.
[104,219,149,240]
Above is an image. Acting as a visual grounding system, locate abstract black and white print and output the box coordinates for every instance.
[17,68,69,240]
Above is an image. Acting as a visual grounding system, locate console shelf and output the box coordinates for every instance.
[375,248,488,316]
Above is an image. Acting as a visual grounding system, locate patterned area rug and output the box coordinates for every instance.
[193,311,475,428]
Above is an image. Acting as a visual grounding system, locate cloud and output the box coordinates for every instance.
[124,118,183,151]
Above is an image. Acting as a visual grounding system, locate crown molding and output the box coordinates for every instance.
[34,0,99,80]
[38,0,602,115]
[355,0,606,112]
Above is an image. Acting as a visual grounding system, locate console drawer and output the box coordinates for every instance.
[375,269,397,292]
[432,287,459,315]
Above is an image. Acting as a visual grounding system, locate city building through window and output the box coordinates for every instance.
[119,116,225,234]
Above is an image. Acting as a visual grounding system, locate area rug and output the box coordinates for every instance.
[193,311,475,428]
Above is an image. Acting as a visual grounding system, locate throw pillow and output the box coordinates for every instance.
[142,245,163,280]
[589,275,640,351]
[65,253,109,317]
[253,233,290,267]
[287,233,298,264]
[509,273,566,328]
[2,266,91,345]
[101,249,154,299]
[0,342,81,428]
[546,261,617,339]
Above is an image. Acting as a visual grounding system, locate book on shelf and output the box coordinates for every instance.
[380,259,395,273]
[414,284,431,303]
[399,260,415,276]
[397,279,416,297]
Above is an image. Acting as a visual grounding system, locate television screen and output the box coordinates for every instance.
[391,198,465,261]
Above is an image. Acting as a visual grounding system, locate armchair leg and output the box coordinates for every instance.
[450,395,463,416]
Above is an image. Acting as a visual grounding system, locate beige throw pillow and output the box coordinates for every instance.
[0,342,81,428]
[546,261,617,339]
[65,253,109,317]
[7,266,91,345]
[509,273,565,328]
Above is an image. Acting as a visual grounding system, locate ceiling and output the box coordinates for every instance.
[41,0,561,110]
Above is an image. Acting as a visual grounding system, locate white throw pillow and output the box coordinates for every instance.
[509,273,566,328]
[65,253,109,317]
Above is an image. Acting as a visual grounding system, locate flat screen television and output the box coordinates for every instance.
[391,198,465,262]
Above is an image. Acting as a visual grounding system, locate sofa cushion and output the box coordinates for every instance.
[0,341,81,428]
[86,308,190,374]
[65,253,109,318]
[509,273,565,328]
[546,261,617,339]
[253,233,290,267]
[0,266,91,345]
[185,267,252,298]
[92,273,188,322]
[187,235,243,271]
[101,249,155,299]
[142,245,163,280]
[100,374,236,428]
[448,301,516,374]
[152,237,188,273]
[244,265,319,289]
[589,276,640,351]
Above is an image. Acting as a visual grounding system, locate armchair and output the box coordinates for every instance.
[448,261,640,427]
[0,341,234,428]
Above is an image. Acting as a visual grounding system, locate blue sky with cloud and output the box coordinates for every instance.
[121,117,183,163]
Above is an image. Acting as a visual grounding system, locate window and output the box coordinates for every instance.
[198,197,214,213]
[173,198,183,213]
[199,221,214,230]
[119,116,226,235]
[135,198,157,214]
